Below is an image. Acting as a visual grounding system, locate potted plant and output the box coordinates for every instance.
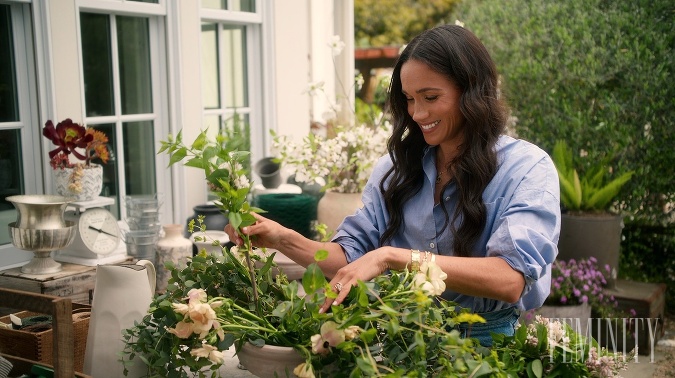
[551,140,634,289]
[271,36,392,235]
[523,257,622,334]
[42,118,110,201]
[119,129,631,377]
[271,121,390,235]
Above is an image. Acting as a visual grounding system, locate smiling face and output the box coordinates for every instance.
[400,59,465,152]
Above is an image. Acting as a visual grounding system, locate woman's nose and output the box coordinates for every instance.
[410,103,428,122]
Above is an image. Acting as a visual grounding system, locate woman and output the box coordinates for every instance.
[226,24,560,346]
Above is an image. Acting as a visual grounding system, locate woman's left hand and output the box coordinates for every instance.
[319,247,402,313]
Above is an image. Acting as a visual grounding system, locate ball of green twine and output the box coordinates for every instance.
[253,193,317,238]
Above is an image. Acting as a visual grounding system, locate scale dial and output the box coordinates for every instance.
[76,207,121,255]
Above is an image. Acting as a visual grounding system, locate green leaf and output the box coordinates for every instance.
[191,131,208,150]
[302,262,327,294]
[168,147,187,166]
[472,361,495,377]
[527,359,543,378]
[314,249,329,262]
[558,168,582,210]
[229,212,242,230]
[585,171,633,210]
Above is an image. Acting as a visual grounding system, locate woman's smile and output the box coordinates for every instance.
[420,120,440,131]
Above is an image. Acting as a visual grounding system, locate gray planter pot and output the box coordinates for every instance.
[537,303,592,336]
[557,212,624,289]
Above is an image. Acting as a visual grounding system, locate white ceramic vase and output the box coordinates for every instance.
[84,260,156,378]
[236,342,305,378]
[155,224,192,293]
[53,164,103,201]
[316,191,363,236]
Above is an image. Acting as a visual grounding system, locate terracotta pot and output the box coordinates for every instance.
[317,191,363,236]
[236,342,305,378]
[53,164,103,201]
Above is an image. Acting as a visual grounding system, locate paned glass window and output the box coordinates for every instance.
[202,0,255,12]
[0,3,40,266]
[0,4,25,245]
[80,12,160,218]
[201,23,250,133]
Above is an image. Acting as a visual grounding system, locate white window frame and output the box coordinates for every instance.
[200,1,277,174]
[0,0,43,267]
[75,0,173,222]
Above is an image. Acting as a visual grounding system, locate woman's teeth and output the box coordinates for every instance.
[421,120,440,130]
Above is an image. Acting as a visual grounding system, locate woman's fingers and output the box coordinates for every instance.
[319,280,351,314]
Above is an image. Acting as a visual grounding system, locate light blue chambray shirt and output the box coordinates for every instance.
[332,135,561,313]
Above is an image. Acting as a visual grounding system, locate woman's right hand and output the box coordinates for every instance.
[224,212,283,250]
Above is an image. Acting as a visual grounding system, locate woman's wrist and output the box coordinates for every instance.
[410,249,421,272]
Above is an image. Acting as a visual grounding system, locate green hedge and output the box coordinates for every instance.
[620,223,675,313]
[455,0,674,225]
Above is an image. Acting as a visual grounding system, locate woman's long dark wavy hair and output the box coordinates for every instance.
[380,25,508,257]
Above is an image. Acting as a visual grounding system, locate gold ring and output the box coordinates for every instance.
[334,282,343,292]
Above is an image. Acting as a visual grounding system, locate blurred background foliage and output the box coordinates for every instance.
[354,0,459,47]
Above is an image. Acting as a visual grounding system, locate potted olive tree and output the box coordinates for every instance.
[552,140,633,289]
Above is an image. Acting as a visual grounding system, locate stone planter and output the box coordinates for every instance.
[534,302,592,335]
[236,342,305,378]
[317,191,363,236]
[557,212,624,289]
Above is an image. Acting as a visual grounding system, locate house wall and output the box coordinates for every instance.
[0,0,353,270]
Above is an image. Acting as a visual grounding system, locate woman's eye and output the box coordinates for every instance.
[405,97,414,102]
[425,95,439,101]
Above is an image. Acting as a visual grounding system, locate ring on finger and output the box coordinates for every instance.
[334,282,343,292]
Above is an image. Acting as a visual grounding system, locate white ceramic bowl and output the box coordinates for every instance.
[189,230,230,255]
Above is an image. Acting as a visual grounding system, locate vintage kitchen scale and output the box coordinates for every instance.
[55,196,128,266]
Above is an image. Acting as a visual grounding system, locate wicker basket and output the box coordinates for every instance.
[0,304,90,373]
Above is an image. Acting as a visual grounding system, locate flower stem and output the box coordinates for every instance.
[242,236,261,317]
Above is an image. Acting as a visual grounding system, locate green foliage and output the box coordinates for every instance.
[456,0,674,224]
[354,0,460,47]
[492,316,632,377]
[619,222,675,314]
[158,129,259,229]
[122,250,630,376]
[552,140,633,212]
[220,112,251,173]
[120,245,311,376]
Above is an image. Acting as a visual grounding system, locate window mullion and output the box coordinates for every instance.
[217,22,227,129]
[13,4,39,193]
[110,14,128,217]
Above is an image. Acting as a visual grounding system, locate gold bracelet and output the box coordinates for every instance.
[423,251,431,264]
[410,249,421,272]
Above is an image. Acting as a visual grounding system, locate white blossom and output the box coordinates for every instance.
[328,35,346,56]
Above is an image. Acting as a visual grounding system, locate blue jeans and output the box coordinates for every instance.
[454,307,520,347]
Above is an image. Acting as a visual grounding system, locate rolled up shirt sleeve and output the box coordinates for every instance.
[486,157,561,310]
